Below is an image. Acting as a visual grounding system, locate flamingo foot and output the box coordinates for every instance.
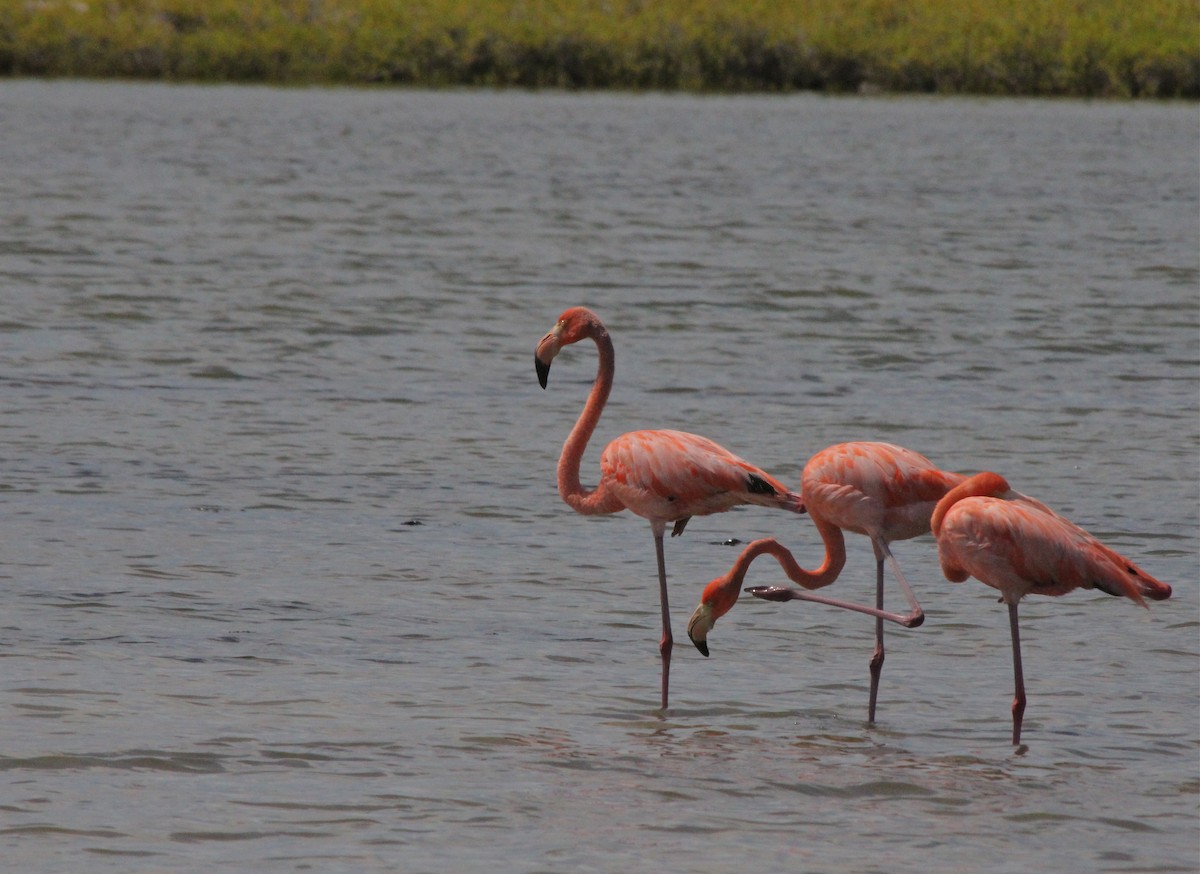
[744,585,796,602]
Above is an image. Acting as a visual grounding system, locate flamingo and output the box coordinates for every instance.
[930,471,1171,744]
[689,441,965,722]
[534,306,805,709]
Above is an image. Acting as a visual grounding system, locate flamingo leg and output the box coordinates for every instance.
[867,552,886,724]
[653,526,672,710]
[745,585,926,628]
[747,536,925,631]
[1009,601,1026,745]
[879,539,923,619]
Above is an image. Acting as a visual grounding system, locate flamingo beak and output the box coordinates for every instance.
[534,327,562,389]
[686,602,713,657]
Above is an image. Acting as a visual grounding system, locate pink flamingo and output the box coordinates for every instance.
[535,306,805,709]
[931,471,1171,744]
[689,441,965,722]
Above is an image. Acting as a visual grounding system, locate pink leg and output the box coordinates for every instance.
[653,530,672,710]
[879,539,923,620]
[739,549,926,633]
[867,553,885,724]
[746,585,926,628]
[1009,602,1026,745]
[746,538,923,631]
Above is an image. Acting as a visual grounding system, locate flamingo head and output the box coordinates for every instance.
[686,574,740,658]
[535,307,602,388]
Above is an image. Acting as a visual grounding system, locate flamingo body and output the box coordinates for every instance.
[691,441,965,722]
[536,306,804,708]
[931,471,1171,743]
[601,429,800,527]
[802,442,966,544]
[934,490,1168,606]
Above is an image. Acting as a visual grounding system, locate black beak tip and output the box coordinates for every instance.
[535,355,550,389]
[691,638,709,658]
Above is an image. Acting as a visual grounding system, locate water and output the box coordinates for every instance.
[0,80,1196,872]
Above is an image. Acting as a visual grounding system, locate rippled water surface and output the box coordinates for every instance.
[0,81,1197,872]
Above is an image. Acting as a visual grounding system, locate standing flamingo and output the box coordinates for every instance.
[689,441,965,722]
[535,306,805,709]
[931,471,1171,744]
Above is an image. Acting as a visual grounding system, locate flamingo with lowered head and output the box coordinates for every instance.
[931,471,1171,744]
[535,306,805,709]
[690,441,965,722]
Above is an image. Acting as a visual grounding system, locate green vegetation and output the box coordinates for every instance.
[1,0,1196,96]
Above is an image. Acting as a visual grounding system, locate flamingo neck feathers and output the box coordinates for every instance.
[734,529,848,593]
[930,471,1011,537]
[556,319,624,517]
[773,517,848,589]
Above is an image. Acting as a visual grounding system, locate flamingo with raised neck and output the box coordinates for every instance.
[535,306,805,709]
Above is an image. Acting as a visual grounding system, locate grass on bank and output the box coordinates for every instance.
[0,0,1196,96]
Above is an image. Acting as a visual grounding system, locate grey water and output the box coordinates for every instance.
[0,80,1196,872]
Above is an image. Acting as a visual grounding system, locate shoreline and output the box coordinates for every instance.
[2,0,1197,98]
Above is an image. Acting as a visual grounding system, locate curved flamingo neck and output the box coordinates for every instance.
[557,319,622,516]
[930,471,1011,536]
[771,516,847,588]
[702,526,848,620]
[734,525,848,590]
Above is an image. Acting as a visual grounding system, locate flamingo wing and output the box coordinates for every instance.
[600,429,800,523]
[803,442,964,540]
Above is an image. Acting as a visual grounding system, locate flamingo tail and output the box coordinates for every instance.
[1092,548,1172,604]
[746,474,805,514]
